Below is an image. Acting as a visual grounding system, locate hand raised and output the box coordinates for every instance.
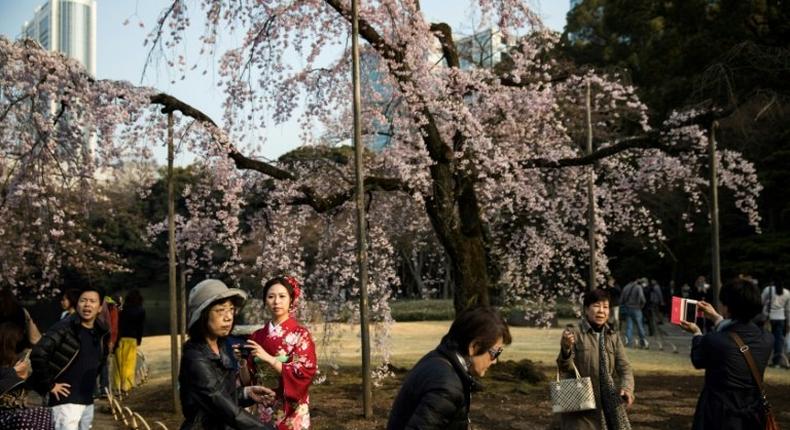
[246,339,273,364]
[13,359,31,380]
[561,328,576,350]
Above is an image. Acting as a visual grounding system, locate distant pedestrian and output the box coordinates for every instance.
[761,280,790,368]
[96,294,119,398]
[30,286,109,430]
[680,277,773,429]
[387,306,511,430]
[114,289,145,397]
[605,278,622,329]
[59,289,80,321]
[620,279,648,348]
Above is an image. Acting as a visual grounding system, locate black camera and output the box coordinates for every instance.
[234,344,251,359]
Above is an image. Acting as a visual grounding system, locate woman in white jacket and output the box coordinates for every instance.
[761,280,790,367]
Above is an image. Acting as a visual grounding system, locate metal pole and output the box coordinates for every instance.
[167,112,181,415]
[179,262,187,348]
[586,80,597,291]
[351,0,373,418]
[709,121,721,308]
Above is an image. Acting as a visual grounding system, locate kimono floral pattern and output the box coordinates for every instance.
[248,318,317,430]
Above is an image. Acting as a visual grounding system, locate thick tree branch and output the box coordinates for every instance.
[149,92,296,180]
[522,106,732,168]
[430,23,459,68]
[292,176,409,213]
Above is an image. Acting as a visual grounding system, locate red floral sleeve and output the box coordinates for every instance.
[281,325,317,403]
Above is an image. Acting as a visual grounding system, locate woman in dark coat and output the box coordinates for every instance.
[387,306,511,430]
[179,279,274,430]
[680,277,773,430]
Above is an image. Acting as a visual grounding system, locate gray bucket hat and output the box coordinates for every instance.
[187,279,248,329]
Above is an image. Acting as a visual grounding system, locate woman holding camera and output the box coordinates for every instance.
[558,289,633,430]
[179,279,274,430]
[242,276,317,430]
[679,277,773,429]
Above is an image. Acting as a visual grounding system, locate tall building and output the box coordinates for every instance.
[21,0,97,76]
[456,27,515,70]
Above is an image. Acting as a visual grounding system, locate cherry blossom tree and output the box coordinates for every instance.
[0,37,154,295]
[143,0,761,314]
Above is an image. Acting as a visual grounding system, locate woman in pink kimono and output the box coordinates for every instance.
[243,276,317,430]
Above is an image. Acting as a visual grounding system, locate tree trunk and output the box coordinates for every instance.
[424,158,492,315]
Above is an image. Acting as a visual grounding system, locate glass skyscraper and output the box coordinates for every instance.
[21,0,97,76]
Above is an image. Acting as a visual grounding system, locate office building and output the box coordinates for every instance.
[21,0,97,76]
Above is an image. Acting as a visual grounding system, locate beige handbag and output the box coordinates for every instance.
[550,361,596,413]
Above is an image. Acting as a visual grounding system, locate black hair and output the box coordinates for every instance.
[720,277,763,322]
[79,285,105,304]
[775,279,784,296]
[0,322,23,367]
[442,306,512,357]
[62,288,81,310]
[262,276,296,302]
[125,289,144,307]
[583,289,611,308]
[187,297,240,342]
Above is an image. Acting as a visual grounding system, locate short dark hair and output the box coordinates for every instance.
[442,306,512,357]
[263,277,296,302]
[61,288,81,309]
[187,298,238,342]
[720,277,762,322]
[583,289,611,308]
[79,286,105,304]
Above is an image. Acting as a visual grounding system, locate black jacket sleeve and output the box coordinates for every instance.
[29,330,59,394]
[184,355,270,430]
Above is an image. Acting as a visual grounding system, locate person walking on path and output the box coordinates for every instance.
[96,294,119,398]
[679,277,773,429]
[30,286,109,430]
[387,306,512,430]
[179,279,273,430]
[761,279,790,368]
[242,276,317,430]
[558,289,634,430]
[620,279,648,348]
[114,290,145,397]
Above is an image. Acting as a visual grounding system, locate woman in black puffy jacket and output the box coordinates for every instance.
[387,306,511,430]
[179,279,274,430]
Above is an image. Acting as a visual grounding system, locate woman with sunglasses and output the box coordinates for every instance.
[387,306,511,430]
[558,288,634,430]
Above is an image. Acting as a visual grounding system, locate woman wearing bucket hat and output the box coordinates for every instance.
[179,279,275,430]
[241,276,317,430]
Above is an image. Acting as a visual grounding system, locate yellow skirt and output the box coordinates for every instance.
[113,337,138,392]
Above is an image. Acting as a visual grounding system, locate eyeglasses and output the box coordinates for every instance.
[211,306,237,317]
[488,346,504,360]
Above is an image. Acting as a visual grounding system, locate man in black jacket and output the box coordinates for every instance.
[387,306,512,430]
[31,286,109,430]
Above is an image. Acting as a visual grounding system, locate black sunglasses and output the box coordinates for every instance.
[488,346,504,360]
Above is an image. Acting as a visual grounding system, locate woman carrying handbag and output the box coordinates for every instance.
[557,289,634,430]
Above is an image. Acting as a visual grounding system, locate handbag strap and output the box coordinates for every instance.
[728,332,766,393]
[556,357,582,381]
